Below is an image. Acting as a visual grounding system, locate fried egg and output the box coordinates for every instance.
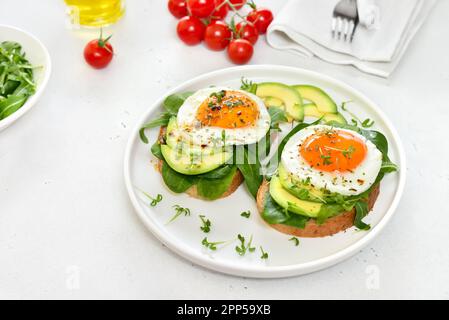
[176,87,271,146]
[281,125,382,196]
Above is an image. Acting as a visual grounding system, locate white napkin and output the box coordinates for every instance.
[266,0,437,77]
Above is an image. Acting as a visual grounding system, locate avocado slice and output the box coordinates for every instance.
[165,117,228,155]
[256,82,304,121]
[303,103,323,118]
[269,175,322,218]
[322,113,348,125]
[165,117,179,149]
[293,85,338,114]
[161,145,232,175]
[303,103,348,124]
[278,164,325,203]
[263,96,283,108]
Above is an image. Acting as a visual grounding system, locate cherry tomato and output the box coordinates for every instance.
[247,8,274,34]
[188,0,215,18]
[204,20,231,51]
[235,21,259,45]
[168,0,188,19]
[211,0,228,21]
[84,32,113,69]
[177,16,206,45]
[228,0,246,10]
[227,39,253,64]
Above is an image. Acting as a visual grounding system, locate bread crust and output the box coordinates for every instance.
[256,180,380,238]
[156,126,243,200]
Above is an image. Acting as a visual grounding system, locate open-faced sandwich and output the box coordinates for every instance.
[140,86,274,200]
[257,121,398,237]
[140,78,398,238]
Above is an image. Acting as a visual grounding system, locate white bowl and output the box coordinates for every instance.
[0,25,51,132]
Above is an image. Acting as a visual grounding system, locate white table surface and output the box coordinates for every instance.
[1,0,448,300]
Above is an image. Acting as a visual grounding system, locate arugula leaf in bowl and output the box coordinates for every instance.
[0,41,36,120]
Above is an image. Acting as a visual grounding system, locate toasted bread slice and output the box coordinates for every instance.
[156,126,243,200]
[256,180,380,238]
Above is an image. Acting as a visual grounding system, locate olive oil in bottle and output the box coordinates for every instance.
[65,0,125,27]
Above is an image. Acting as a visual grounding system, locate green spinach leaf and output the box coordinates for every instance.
[282,214,309,229]
[140,92,193,144]
[160,154,239,199]
[151,141,163,160]
[360,129,398,173]
[198,164,233,179]
[139,112,171,144]
[316,204,345,225]
[161,161,196,193]
[163,92,193,115]
[262,192,290,224]
[262,192,309,228]
[361,129,388,154]
[380,159,398,173]
[354,201,371,230]
[196,166,237,200]
[236,145,263,198]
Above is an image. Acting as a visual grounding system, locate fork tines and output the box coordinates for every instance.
[332,0,359,42]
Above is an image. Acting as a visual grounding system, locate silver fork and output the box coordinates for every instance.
[332,0,359,42]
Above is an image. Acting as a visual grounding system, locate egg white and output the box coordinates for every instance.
[281,125,383,196]
[175,87,271,146]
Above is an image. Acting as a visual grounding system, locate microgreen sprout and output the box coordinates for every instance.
[199,215,211,233]
[289,237,300,246]
[235,234,256,256]
[240,211,251,219]
[167,205,191,224]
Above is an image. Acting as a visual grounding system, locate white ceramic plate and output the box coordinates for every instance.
[0,25,51,132]
[124,65,406,278]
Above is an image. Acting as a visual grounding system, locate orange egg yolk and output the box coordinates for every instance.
[300,129,367,172]
[196,90,259,129]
